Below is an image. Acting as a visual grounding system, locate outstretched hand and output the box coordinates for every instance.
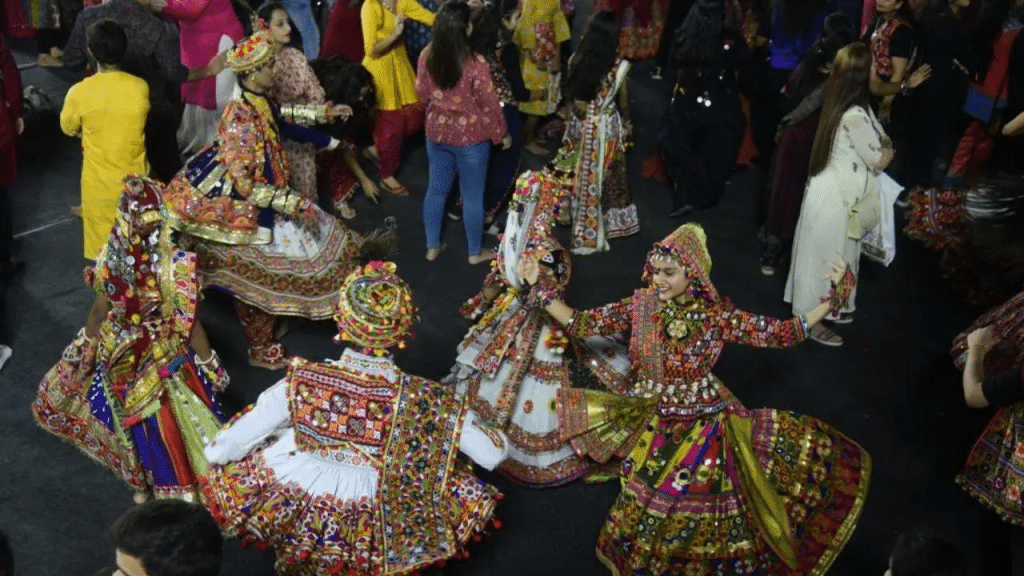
[327,103,353,121]
[908,64,932,89]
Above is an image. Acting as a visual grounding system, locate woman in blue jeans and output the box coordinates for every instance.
[416,1,510,265]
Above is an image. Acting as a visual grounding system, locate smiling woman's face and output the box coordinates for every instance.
[269,9,292,46]
[649,257,691,302]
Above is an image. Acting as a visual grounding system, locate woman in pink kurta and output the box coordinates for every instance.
[156,0,244,156]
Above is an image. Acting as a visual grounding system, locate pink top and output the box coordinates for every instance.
[415,48,507,147]
[161,0,244,109]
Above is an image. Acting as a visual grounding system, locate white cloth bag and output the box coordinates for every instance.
[861,172,903,266]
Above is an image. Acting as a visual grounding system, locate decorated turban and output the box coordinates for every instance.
[227,31,274,75]
[643,223,720,302]
[334,261,419,352]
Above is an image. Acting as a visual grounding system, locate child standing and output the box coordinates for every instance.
[60,19,149,260]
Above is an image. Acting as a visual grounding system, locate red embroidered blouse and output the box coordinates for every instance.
[569,290,806,412]
[415,49,508,146]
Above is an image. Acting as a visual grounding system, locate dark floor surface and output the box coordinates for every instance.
[0,12,1012,576]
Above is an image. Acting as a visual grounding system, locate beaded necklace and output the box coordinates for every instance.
[660,296,708,341]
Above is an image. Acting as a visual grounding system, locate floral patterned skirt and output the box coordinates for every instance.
[959,402,1024,526]
[557,389,871,575]
[32,329,227,499]
[903,186,966,253]
[189,208,364,320]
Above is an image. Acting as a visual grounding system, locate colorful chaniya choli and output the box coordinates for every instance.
[553,60,638,254]
[557,291,870,573]
[201,351,505,576]
[32,177,228,501]
[446,171,630,486]
[954,289,1024,524]
[597,0,670,61]
[163,88,365,319]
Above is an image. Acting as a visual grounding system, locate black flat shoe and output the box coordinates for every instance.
[669,205,694,218]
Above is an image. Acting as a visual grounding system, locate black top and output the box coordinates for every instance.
[675,27,751,110]
[889,25,914,60]
[982,363,1024,408]
[499,42,530,103]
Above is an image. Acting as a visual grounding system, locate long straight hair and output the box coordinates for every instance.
[565,11,620,102]
[806,42,873,177]
[427,1,472,89]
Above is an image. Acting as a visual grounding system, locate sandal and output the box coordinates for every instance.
[809,325,843,347]
[379,180,409,196]
[426,244,447,261]
[826,312,854,324]
[249,343,289,370]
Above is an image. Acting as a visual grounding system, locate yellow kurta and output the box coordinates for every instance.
[361,0,435,111]
[514,0,570,116]
[60,70,150,259]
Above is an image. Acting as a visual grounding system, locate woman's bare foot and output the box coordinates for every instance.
[38,53,62,67]
[133,491,150,504]
[524,141,549,156]
[337,201,356,219]
[468,252,493,265]
[379,176,409,196]
[71,206,82,217]
[426,244,446,261]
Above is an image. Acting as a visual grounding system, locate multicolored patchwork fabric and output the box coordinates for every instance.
[593,408,870,575]
[287,360,398,454]
[959,402,1024,525]
[201,361,502,576]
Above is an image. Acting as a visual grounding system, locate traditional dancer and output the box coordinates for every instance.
[163,30,396,370]
[948,176,1024,575]
[200,261,506,576]
[552,11,636,254]
[518,223,870,574]
[447,170,629,487]
[32,176,228,504]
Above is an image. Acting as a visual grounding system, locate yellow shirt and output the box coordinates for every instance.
[361,0,435,111]
[60,70,150,260]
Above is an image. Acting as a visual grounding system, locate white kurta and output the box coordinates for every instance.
[784,105,887,316]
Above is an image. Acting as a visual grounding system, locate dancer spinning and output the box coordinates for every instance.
[200,261,506,576]
[447,171,629,487]
[552,11,637,254]
[518,223,871,574]
[163,30,396,370]
[33,177,228,504]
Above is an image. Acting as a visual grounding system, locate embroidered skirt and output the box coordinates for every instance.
[448,312,593,487]
[32,329,226,499]
[188,208,364,320]
[959,402,1024,525]
[556,388,871,575]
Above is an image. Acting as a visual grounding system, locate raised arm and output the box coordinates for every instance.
[204,380,291,464]
[960,326,1024,409]
[399,0,435,26]
[363,1,404,59]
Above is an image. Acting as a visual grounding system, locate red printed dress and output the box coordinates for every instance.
[557,289,871,575]
[271,47,326,202]
[201,351,505,575]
